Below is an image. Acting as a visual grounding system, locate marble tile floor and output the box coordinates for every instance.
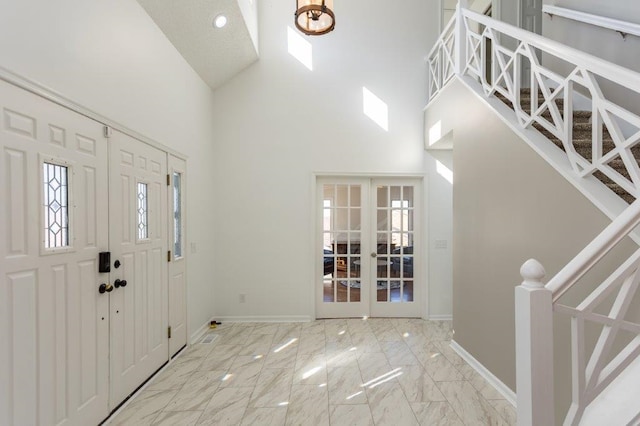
[109,319,516,426]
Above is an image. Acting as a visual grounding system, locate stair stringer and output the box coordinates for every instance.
[579,353,640,425]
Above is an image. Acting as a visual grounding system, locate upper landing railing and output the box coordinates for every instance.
[427,3,640,425]
[427,2,640,202]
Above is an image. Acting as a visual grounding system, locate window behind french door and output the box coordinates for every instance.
[316,177,423,318]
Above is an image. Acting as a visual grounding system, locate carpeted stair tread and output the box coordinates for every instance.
[594,171,635,203]
[494,88,637,203]
[532,123,614,146]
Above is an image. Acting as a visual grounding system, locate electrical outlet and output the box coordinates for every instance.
[435,239,448,249]
[239,294,246,303]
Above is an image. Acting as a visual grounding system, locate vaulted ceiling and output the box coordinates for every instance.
[137,0,259,90]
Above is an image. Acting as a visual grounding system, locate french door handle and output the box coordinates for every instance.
[371,252,377,258]
[99,283,114,294]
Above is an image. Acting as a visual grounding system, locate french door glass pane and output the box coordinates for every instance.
[335,184,349,207]
[403,186,414,207]
[376,210,388,231]
[377,186,388,207]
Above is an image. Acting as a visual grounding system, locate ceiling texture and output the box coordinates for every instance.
[137,0,259,90]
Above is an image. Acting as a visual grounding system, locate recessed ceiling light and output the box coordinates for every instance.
[213,14,227,28]
[214,14,227,28]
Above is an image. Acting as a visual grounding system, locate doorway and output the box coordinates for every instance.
[519,0,543,88]
[0,79,187,425]
[316,177,423,318]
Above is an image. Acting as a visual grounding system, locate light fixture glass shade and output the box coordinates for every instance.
[295,0,335,36]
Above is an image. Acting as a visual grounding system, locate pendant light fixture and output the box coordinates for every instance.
[295,0,335,36]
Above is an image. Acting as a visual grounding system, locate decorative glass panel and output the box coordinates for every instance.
[137,182,148,240]
[43,163,69,248]
[173,172,183,258]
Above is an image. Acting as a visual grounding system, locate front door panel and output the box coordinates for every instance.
[0,80,109,425]
[109,130,169,407]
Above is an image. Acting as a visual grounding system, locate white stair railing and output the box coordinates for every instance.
[427,3,640,201]
[427,4,640,425]
[428,14,456,102]
[516,199,640,425]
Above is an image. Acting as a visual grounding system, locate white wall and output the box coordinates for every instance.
[210,0,447,319]
[542,0,640,115]
[237,0,259,54]
[0,0,217,336]
[426,152,454,319]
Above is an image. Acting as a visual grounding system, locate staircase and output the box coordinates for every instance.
[426,2,640,425]
[497,89,637,203]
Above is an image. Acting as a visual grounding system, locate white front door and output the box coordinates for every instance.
[0,80,109,425]
[108,130,169,407]
[316,177,423,318]
[0,80,181,424]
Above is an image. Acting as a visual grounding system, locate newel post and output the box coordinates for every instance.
[516,259,555,426]
[454,0,468,75]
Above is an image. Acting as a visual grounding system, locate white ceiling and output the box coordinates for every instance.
[137,0,259,90]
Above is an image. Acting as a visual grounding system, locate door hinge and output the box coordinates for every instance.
[167,250,171,262]
[168,326,172,339]
[103,126,112,138]
[167,174,170,186]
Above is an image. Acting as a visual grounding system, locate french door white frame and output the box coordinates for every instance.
[313,174,427,319]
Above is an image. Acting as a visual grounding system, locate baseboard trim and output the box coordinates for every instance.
[190,317,215,345]
[450,340,517,407]
[215,315,312,323]
[428,314,453,321]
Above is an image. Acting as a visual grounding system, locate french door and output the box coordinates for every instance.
[0,79,181,425]
[316,177,422,318]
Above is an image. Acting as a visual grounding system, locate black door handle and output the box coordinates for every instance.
[99,283,114,294]
[114,279,127,288]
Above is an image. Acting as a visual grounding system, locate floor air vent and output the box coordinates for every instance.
[200,334,219,344]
